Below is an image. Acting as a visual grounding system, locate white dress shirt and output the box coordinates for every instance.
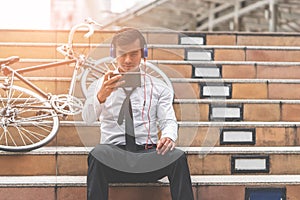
[82,71,178,145]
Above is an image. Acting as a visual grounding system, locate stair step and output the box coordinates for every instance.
[2,174,300,186]
[236,34,300,46]
[35,120,300,127]
[4,76,300,100]
[16,58,300,66]
[3,99,297,123]
[3,59,300,84]
[22,121,300,148]
[9,76,300,83]
[0,30,114,44]
[1,146,300,155]
[8,58,300,80]
[2,29,300,46]
[173,100,300,121]
[0,42,162,48]
[2,146,300,176]
[2,43,300,61]
[0,175,300,200]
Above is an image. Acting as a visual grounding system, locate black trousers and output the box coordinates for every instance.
[87,144,194,200]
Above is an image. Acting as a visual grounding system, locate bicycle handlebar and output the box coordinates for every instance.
[68,22,94,46]
[56,18,104,59]
[84,17,103,28]
[56,20,96,58]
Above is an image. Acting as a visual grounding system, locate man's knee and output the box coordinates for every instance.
[169,148,186,159]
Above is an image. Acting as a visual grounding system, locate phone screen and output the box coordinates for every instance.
[119,72,141,87]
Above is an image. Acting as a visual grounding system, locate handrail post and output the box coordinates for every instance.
[208,2,215,31]
[269,0,278,32]
[233,0,241,31]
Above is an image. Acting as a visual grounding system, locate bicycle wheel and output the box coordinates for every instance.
[0,84,59,152]
[80,57,174,98]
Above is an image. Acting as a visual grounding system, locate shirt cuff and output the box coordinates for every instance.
[93,94,103,115]
[161,124,178,142]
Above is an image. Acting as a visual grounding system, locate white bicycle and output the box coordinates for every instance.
[0,20,96,152]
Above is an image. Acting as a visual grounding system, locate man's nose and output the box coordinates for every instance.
[124,54,132,62]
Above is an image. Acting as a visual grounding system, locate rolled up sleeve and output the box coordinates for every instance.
[156,87,178,142]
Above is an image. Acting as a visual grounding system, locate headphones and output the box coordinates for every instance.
[110,28,148,58]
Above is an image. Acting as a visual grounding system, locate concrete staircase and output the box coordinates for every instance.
[1,29,300,199]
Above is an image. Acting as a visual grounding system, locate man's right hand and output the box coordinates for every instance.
[97,71,123,103]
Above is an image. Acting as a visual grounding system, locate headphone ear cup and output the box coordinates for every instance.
[110,44,115,58]
[143,45,148,58]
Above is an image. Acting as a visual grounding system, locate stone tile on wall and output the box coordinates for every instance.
[222,64,256,78]
[243,104,280,121]
[232,83,268,99]
[214,49,245,61]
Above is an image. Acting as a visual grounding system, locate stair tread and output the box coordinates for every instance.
[4,76,300,83]
[55,120,300,127]
[17,58,300,66]
[2,146,300,155]
[2,42,300,50]
[1,175,300,187]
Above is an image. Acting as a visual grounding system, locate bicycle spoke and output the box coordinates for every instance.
[20,127,48,140]
[0,129,17,147]
[18,126,48,144]
[6,131,14,146]
[17,113,57,123]
[0,84,59,151]
[3,126,38,147]
[27,121,53,133]
[90,71,100,79]
[0,132,3,143]
[0,131,9,146]
[10,89,23,105]
[16,127,27,146]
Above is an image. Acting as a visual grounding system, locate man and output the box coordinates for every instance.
[82,27,194,200]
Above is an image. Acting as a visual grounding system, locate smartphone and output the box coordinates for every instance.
[119,72,141,87]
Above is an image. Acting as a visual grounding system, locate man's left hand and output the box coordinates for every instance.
[156,137,176,155]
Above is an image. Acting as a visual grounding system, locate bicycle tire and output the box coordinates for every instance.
[80,57,174,99]
[0,84,59,152]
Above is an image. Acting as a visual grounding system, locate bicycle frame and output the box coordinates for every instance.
[1,20,95,110]
[2,58,77,99]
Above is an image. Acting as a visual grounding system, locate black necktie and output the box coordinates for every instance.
[117,88,136,151]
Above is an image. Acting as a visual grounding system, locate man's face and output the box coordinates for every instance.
[115,39,142,72]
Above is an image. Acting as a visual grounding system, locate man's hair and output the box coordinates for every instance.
[110,27,147,58]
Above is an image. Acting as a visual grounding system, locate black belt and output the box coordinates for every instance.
[117,144,157,151]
